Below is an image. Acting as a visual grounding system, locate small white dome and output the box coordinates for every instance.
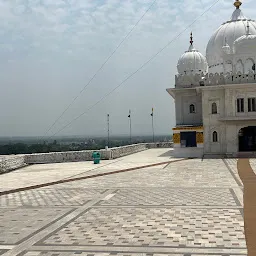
[234,23,256,54]
[177,33,208,75]
[206,1,256,71]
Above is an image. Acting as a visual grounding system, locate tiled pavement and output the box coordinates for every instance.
[0,189,105,207]
[0,149,247,255]
[249,158,256,175]
[97,188,239,206]
[54,159,240,189]
[20,253,184,256]
[41,208,245,247]
[0,208,72,244]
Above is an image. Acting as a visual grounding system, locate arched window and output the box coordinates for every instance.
[213,131,218,142]
[212,102,217,114]
[224,60,233,73]
[236,59,244,73]
[189,104,195,113]
[244,58,254,74]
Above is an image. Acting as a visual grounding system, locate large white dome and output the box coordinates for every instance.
[177,33,208,75]
[206,0,256,71]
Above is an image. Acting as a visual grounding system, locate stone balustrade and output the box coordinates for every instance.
[0,142,173,174]
[175,71,256,88]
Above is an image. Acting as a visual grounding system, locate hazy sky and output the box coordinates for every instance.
[0,0,255,137]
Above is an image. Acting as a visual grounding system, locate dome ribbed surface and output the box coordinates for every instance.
[206,8,256,69]
[177,47,208,75]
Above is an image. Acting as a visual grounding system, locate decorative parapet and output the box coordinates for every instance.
[175,71,256,88]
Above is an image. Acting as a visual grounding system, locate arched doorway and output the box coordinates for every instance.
[238,126,256,152]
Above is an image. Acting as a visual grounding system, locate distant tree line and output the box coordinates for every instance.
[0,136,171,155]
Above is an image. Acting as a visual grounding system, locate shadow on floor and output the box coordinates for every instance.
[158,150,174,157]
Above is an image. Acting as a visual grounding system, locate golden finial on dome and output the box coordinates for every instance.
[234,0,242,9]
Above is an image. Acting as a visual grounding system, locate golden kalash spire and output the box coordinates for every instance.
[234,0,242,9]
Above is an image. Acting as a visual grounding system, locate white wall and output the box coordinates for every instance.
[172,147,203,158]
[202,85,256,154]
[175,90,203,126]
[202,88,226,153]
[225,87,256,119]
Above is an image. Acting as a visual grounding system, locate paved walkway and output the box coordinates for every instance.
[0,149,247,255]
[237,159,256,256]
[0,149,174,192]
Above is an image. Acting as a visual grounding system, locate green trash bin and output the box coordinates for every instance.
[92,151,101,164]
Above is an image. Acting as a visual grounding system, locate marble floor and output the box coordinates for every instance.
[0,149,247,255]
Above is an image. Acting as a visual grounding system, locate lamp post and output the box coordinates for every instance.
[151,108,155,143]
[128,110,132,144]
[107,114,110,148]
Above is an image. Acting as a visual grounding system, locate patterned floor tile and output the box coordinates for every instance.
[21,252,152,256]
[224,159,243,185]
[0,208,72,244]
[249,159,256,175]
[0,188,104,207]
[153,255,183,256]
[55,159,239,189]
[0,154,248,254]
[42,207,245,248]
[99,188,238,206]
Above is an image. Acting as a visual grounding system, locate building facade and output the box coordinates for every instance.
[167,0,256,158]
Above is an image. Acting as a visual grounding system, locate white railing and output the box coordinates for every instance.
[175,71,256,88]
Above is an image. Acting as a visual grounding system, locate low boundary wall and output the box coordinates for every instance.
[0,142,173,174]
[110,144,148,159]
[24,149,112,164]
[0,155,27,174]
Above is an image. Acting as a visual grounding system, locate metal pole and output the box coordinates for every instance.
[152,116,155,143]
[107,114,110,148]
[129,110,132,144]
[151,108,155,143]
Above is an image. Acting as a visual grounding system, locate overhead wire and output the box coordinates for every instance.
[46,0,221,140]
[40,0,157,140]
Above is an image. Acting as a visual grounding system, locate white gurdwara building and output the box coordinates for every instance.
[167,0,256,158]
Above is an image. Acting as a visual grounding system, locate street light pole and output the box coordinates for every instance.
[107,114,110,148]
[128,110,132,144]
[151,108,155,143]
